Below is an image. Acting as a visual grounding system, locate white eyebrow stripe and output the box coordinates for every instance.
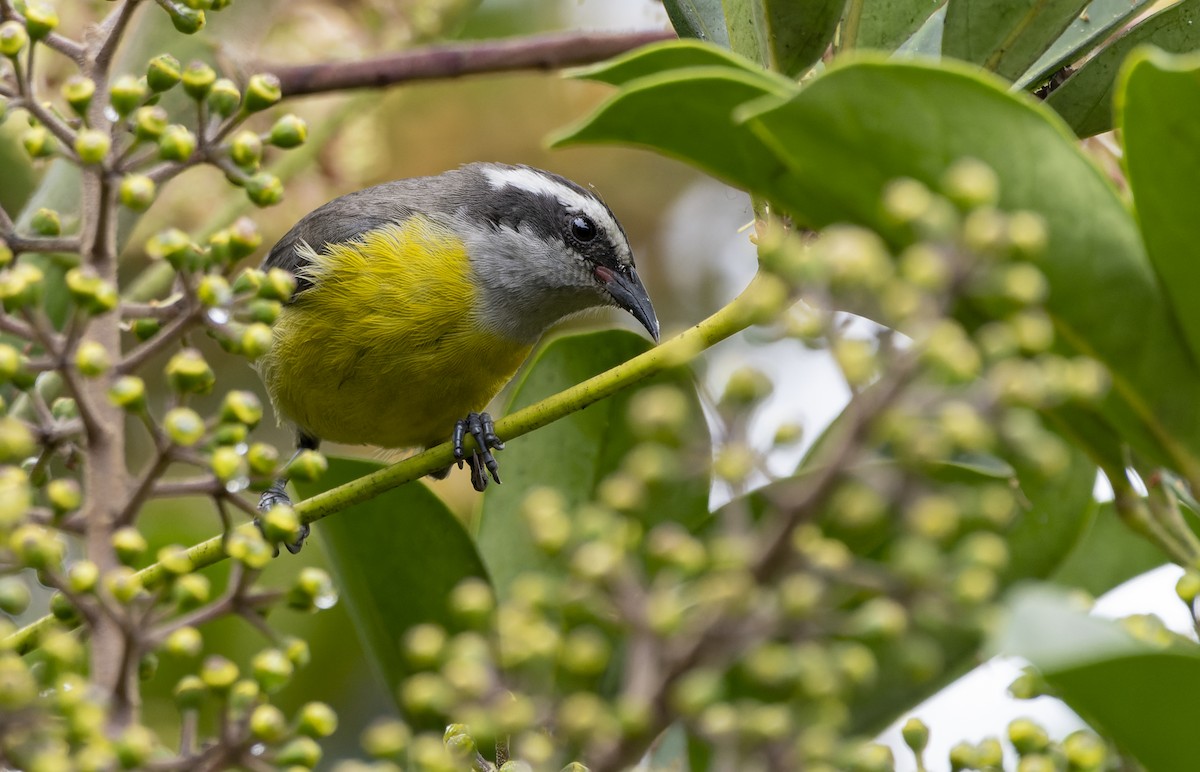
[481,166,628,262]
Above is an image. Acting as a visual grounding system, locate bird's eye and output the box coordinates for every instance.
[569,215,597,243]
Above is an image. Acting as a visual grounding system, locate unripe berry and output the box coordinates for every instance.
[108,375,146,411]
[296,701,338,738]
[114,724,157,769]
[46,477,81,513]
[67,560,99,593]
[74,129,111,164]
[0,416,35,461]
[1008,717,1050,755]
[200,655,238,691]
[286,448,327,482]
[276,736,322,768]
[245,171,283,207]
[229,129,262,168]
[165,4,205,34]
[240,323,273,358]
[108,75,147,117]
[146,54,182,92]
[0,577,30,615]
[74,340,111,377]
[196,274,231,308]
[119,174,156,211]
[901,717,929,754]
[362,719,410,761]
[207,78,240,116]
[61,75,96,115]
[252,647,293,692]
[246,442,279,476]
[133,105,168,141]
[164,626,202,658]
[145,227,192,267]
[244,73,282,112]
[941,157,999,210]
[163,407,205,446]
[249,704,288,742]
[165,348,215,394]
[30,207,61,236]
[233,267,265,294]
[259,504,300,544]
[65,267,119,314]
[287,566,337,611]
[21,125,54,158]
[112,526,148,565]
[0,21,28,58]
[181,60,216,99]
[173,675,205,710]
[157,544,192,576]
[23,2,59,40]
[268,114,307,148]
[172,573,210,609]
[225,529,273,569]
[158,124,196,161]
[105,565,144,604]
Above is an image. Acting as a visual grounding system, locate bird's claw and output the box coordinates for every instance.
[256,481,309,554]
[452,412,503,491]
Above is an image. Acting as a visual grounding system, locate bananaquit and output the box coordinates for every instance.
[256,162,659,549]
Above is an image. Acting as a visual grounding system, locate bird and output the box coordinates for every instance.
[254,162,660,551]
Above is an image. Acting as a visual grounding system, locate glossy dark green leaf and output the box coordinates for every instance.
[737,57,1200,485]
[721,0,843,76]
[569,39,790,88]
[551,64,796,202]
[943,0,1090,80]
[1118,48,1200,367]
[1017,0,1153,89]
[475,330,710,597]
[1050,502,1167,596]
[996,586,1200,772]
[664,0,731,46]
[296,458,489,708]
[846,0,946,52]
[1046,0,1200,137]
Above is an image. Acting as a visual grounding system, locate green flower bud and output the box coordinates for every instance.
[67,560,98,593]
[721,366,772,407]
[268,114,307,148]
[0,343,18,382]
[200,655,238,692]
[160,626,201,659]
[276,736,322,768]
[48,589,79,623]
[848,596,908,640]
[119,174,156,211]
[165,348,215,394]
[196,274,231,308]
[1009,210,1048,259]
[112,526,147,565]
[297,701,337,738]
[227,216,261,258]
[130,317,160,340]
[61,75,96,115]
[287,566,337,611]
[0,416,35,461]
[21,124,54,158]
[157,544,192,575]
[66,267,118,314]
[403,623,446,668]
[670,669,724,717]
[158,124,196,161]
[0,466,32,528]
[448,577,494,626]
[257,267,296,301]
[259,504,300,545]
[1062,730,1106,769]
[361,718,410,761]
[283,635,310,668]
[246,442,279,476]
[561,626,611,677]
[235,680,264,715]
[240,322,274,359]
[172,573,210,610]
[207,77,240,116]
[165,3,205,34]
[163,407,206,446]
[0,21,28,58]
[0,577,30,614]
[225,529,274,568]
[207,446,244,485]
[133,105,168,141]
[108,375,147,411]
[23,2,59,40]
[0,654,38,710]
[445,731,477,760]
[108,75,147,117]
[73,340,110,377]
[145,227,192,267]
[115,724,157,768]
[941,157,999,210]
[901,717,929,754]
[245,171,283,207]
[138,652,159,681]
[181,60,216,99]
[252,647,293,693]
[173,674,206,710]
[105,565,144,604]
[286,448,326,483]
[74,128,111,164]
[228,129,262,169]
[233,267,265,294]
[249,703,288,742]
[30,207,61,235]
[211,422,246,447]
[244,73,281,112]
[1008,717,1049,755]
[146,54,181,92]
[46,477,81,513]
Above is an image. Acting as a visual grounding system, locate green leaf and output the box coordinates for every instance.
[551,63,796,202]
[1051,502,1167,597]
[943,0,1090,81]
[475,330,710,597]
[734,0,844,76]
[295,458,489,710]
[1046,0,1200,137]
[1118,48,1200,368]
[664,0,731,46]
[569,39,789,88]
[846,0,947,52]
[1016,0,1153,89]
[737,57,1200,485]
[996,586,1200,772]
[721,0,766,66]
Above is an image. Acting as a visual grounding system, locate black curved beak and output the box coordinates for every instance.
[600,265,659,342]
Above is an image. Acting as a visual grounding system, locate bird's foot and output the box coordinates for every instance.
[256,480,309,554]
[452,412,504,492]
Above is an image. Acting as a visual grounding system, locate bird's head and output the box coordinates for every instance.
[450,163,660,344]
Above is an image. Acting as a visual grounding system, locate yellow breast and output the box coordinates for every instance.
[258,216,532,449]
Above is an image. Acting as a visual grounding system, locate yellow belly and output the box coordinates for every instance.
[258,218,532,448]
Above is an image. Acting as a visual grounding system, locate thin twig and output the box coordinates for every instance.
[270,29,675,97]
[117,300,200,374]
[91,0,142,78]
[4,234,84,255]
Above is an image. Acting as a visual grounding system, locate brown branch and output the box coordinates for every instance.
[270,29,675,98]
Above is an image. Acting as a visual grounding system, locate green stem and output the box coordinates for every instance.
[841,0,866,51]
[5,272,775,654]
